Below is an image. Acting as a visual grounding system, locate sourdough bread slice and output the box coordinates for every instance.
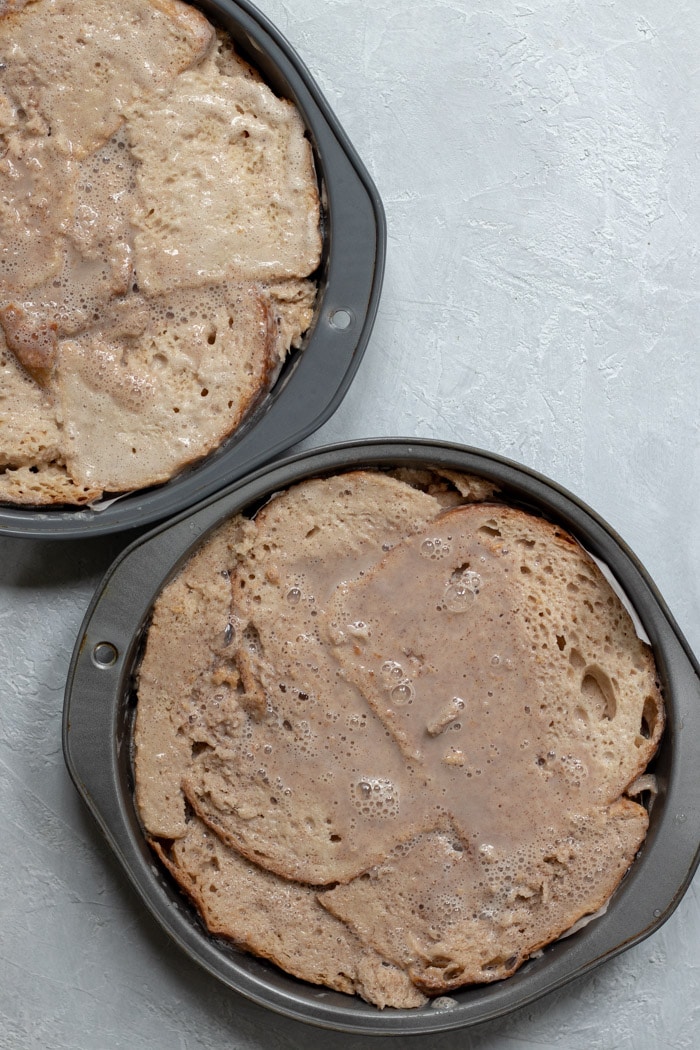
[179,471,457,885]
[134,516,251,839]
[125,45,321,295]
[319,801,648,992]
[152,817,427,1009]
[326,502,663,814]
[56,285,278,493]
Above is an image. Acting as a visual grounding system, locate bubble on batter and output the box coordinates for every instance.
[420,537,451,560]
[443,569,482,612]
[347,620,370,638]
[390,682,415,705]
[351,776,399,818]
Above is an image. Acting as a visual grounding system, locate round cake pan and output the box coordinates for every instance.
[0,0,385,539]
[63,439,700,1035]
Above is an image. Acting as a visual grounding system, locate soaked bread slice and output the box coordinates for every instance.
[137,472,460,884]
[134,516,250,839]
[56,284,278,493]
[180,471,479,885]
[125,46,321,295]
[0,0,211,289]
[0,461,101,505]
[151,817,427,1009]
[320,802,648,991]
[0,335,62,467]
[325,502,663,807]
[133,469,663,1006]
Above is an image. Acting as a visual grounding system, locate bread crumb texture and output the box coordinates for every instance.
[133,469,664,1008]
[0,0,321,503]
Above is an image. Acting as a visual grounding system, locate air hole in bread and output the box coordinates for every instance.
[156,837,176,858]
[580,667,617,720]
[477,522,501,538]
[441,963,465,980]
[241,623,261,654]
[638,694,659,742]
[191,741,213,757]
[569,647,586,670]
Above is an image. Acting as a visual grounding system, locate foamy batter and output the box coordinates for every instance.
[0,0,321,504]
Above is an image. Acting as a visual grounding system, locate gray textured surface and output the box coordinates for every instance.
[1,0,699,1047]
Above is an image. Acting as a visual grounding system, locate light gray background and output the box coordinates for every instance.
[1,0,698,1047]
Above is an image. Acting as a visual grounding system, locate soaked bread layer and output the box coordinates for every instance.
[133,469,663,1006]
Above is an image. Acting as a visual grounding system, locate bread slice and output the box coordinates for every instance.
[320,801,648,992]
[133,469,663,1004]
[0,335,62,468]
[134,516,252,839]
[151,817,427,1009]
[125,46,321,295]
[0,462,101,505]
[325,502,663,807]
[55,284,278,493]
[180,471,469,885]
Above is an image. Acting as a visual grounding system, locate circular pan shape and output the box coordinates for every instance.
[63,439,700,1035]
[0,0,385,539]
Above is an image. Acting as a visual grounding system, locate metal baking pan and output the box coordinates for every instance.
[63,439,700,1036]
[0,0,385,539]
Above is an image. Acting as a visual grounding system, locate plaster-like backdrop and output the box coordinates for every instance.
[1,1,698,1047]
